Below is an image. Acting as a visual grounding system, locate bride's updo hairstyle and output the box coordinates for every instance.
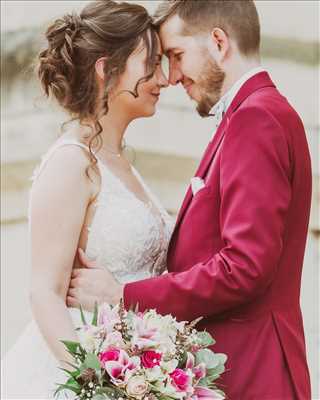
[37,0,158,177]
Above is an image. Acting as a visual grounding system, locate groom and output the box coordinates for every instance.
[68,1,312,398]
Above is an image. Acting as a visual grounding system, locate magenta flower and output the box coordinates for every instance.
[170,368,192,392]
[141,350,162,368]
[99,349,120,364]
[100,349,140,385]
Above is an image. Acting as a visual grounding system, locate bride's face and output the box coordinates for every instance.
[110,36,169,118]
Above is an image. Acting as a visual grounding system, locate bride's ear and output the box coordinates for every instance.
[95,57,108,81]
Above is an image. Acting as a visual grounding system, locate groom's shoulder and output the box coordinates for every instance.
[235,85,304,132]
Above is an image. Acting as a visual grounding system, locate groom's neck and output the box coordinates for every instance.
[220,55,261,97]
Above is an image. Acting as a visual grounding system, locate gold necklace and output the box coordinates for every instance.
[102,145,122,158]
[105,148,121,158]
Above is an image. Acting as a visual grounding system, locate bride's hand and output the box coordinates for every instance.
[66,248,124,311]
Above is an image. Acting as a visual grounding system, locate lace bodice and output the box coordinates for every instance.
[2,139,174,399]
[30,139,174,284]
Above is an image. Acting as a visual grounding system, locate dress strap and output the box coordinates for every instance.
[30,140,91,183]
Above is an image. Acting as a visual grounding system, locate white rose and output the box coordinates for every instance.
[145,366,165,382]
[126,375,148,399]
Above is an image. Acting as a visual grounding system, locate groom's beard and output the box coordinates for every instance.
[196,58,225,118]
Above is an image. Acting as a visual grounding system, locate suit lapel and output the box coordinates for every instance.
[170,72,276,240]
[173,116,229,231]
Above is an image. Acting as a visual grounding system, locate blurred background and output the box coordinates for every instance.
[1,0,319,397]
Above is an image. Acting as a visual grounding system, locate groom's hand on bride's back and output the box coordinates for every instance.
[66,248,124,311]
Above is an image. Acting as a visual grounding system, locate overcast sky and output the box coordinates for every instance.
[1,0,319,41]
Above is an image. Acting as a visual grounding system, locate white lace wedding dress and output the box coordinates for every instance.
[2,139,174,399]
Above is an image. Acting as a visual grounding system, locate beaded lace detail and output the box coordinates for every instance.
[30,140,174,284]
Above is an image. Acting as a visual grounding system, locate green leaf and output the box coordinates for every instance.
[197,331,215,347]
[54,383,81,396]
[62,360,80,370]
[83,353,101,370]
[55,383,81,394]
[66,376,79,386]
[198,377,209,386]
[177,351,188,368]
[92,301,99,326]
[60,340,80,354]
[79,304,87,325]
[59,367,81,379]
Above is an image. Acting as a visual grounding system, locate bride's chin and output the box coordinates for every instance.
[140,105,157,118]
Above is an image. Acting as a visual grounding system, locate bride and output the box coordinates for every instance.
[2,0,172,398]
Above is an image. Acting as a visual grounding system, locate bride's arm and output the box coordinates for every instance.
[29,145,96,366]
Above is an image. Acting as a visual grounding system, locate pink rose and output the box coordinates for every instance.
[141,350,162,369]
[99,349,120,364]
[170,368,191,392]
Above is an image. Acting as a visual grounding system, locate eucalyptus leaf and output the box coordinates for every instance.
[205,354,228,381]
[206,364,226,381]
[92,395,108,400]
[197,331,215,346]
[195,349,221,369]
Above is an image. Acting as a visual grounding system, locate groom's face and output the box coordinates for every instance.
[159,15,225,116]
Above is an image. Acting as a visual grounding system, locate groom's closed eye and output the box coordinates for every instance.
[173,52,184,62]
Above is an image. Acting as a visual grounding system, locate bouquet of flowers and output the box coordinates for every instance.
[55,300,227,400]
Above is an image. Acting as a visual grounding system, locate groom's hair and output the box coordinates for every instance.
[154,0,260,57]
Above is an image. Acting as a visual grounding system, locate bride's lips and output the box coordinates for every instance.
[150,92,160,101]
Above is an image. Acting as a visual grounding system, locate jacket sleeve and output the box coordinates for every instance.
[124,106,292,321]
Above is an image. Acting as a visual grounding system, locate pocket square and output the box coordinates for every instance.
[191,177,206,195]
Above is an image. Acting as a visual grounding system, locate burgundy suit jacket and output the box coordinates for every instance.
[124,72,312,399]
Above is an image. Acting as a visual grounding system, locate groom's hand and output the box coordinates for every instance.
[66,248,124,311]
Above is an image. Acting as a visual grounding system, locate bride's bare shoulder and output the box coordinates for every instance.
[30,140,99,201]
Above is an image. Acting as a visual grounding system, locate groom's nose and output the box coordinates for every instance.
[169,65,183,86]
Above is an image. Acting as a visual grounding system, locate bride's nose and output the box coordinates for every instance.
[156,67,169,88]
